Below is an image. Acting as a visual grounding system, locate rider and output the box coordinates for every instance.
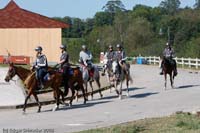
[114,44,127,74]
[32,46,48,89]
[102,45,115,75]
[115,44,126,65]
[57,44,70,96]
[160,42,178,76]
[79,45,94,80]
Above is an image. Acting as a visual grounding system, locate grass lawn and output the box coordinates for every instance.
[77,113,200,133]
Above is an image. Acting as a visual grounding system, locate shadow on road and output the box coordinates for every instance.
[176,85,200,89]
[123,87,146,92]
[130,92,159,98]
[41,100,111,113]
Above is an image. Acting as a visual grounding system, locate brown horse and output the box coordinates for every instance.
[63,67,88,106]
[162,58,176,90]
[4,63,87,113]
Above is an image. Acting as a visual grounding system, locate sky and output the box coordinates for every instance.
[0,0,196,19]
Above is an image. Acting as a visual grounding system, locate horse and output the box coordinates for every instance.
[111,60,132,99]
[4,63,87,113]
[101,58,115,93]
[162,58,176,90]
[62,66,88,106]
[81,64,103,100]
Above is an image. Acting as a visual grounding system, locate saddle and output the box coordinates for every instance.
[164,58,175,66]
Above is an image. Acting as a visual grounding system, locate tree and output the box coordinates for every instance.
[102,0,126,13]
[159,0,181,15]
[194,0,200,9]
[94,12,113,26]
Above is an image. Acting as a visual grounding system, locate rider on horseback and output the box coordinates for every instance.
[79,45,94,81]
[57,44,70,96]
[102,45,116,76]
[32,46,48,89]
[160,42,178,76]
[115,44,128,74]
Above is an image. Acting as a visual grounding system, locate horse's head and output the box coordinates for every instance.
[5,63,16,82]
[112,61,119,74]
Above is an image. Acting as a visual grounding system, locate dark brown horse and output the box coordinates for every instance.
[162,58,176,90]
[4,63,87,113]
[63,67,88,106]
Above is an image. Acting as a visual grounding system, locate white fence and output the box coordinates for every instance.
[128,56,200,69]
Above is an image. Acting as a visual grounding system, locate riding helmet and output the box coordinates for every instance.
[35,46,42,51]
[60,44,66,50]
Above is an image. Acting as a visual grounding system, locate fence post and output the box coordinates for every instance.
[196,58,198,69]
[181,57,184,68]
[153,56,156,65]
[188,58,191,68]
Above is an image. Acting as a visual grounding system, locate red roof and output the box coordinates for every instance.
[0,0,69,28]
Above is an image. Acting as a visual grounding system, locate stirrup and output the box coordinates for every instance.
[160,72,163,75]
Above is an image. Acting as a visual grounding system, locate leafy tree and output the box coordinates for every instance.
[194,0,200,9]
[159,0,181,15]
[94,12,113,26]
[102,0,126,13]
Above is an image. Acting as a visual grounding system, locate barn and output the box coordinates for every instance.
[0,0,69,64]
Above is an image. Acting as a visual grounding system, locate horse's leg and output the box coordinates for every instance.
[84,81,88,99]
[119,81,123,100]
[69,88,75,107]
[170,73,174,89]
[80,84,87,104]
[164,73,167,90]
[126,77,129,97]
[32,92,41,113]
[23,90,32,113]
[89,81,94,100]
[52,89,60,112]
[59,89,67,105]
[114,80,119,96]
[96,79,103,98]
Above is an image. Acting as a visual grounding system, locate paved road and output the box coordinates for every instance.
[0,65,200,133]
[0,68,25,107]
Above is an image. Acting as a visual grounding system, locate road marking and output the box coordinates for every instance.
[64,123,85,126]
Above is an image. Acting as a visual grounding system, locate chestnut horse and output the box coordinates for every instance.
[4,63,87,113]
[162,58,176,90]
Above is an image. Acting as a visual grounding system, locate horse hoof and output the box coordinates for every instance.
[119,95,122,100]
[22,111,26,115]
[100,94,103,98]
[126,92,129,97]
[52,106,59,112]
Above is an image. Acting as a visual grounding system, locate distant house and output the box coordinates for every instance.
[0,0,69,63]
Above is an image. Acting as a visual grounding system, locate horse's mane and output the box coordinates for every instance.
[14,65,32,81]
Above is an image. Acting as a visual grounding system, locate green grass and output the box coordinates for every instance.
[76,113,200,133]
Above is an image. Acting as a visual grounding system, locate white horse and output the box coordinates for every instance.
[111,60,132,99]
